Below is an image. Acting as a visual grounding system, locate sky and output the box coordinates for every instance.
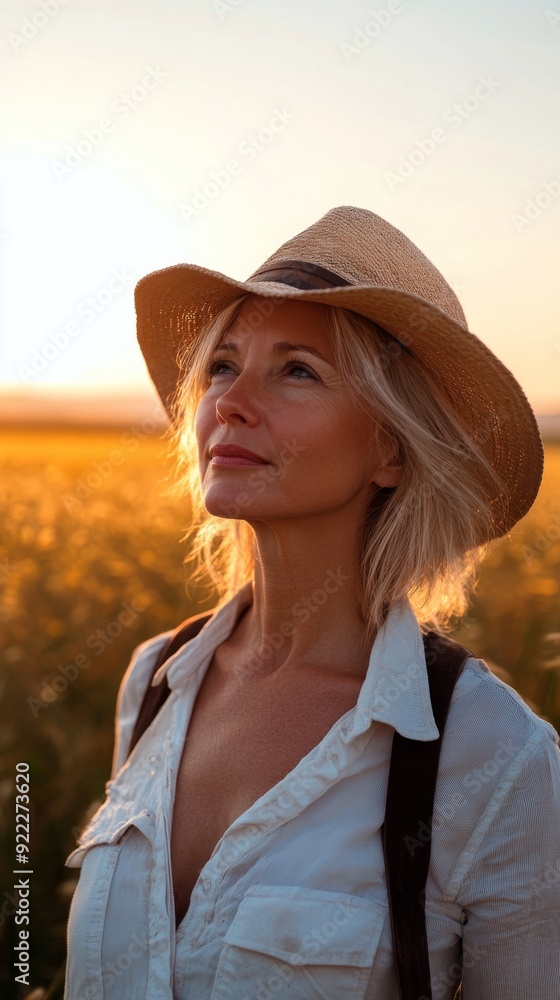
[1,0,560,412]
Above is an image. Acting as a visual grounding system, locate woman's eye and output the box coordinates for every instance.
[204,360,230,377]
[204,358,316,380]
[282,359,316,380]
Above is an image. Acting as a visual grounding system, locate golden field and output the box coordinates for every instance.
[0,427,559,996]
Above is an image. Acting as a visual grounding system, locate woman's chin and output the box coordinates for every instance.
[202,491,261,520]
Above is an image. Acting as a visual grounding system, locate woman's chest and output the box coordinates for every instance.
[169,656,363,927]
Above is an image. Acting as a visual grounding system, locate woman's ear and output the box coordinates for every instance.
[371,456,401,489]
[369,427,402,489]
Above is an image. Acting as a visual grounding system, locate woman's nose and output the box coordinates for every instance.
[215,367,262,425]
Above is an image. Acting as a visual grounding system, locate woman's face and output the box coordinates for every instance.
[195,297,400,522]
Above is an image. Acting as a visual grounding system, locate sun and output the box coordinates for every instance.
[0,152,190,394]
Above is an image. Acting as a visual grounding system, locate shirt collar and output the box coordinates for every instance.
[154,581,439,742]
[349,597,439,741]
[151,581,255,689]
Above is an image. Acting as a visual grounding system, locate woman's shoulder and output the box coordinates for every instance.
[436,651,559,837]
[431,653,560,902]
[436,652,559,856]
[451,652,559,750]
[109,628,175,778]
[117,629,174,703]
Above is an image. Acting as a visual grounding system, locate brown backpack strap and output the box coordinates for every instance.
[382,630,472,1000]
[127,611,214,758]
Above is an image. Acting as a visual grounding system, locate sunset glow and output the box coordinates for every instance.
[2,0,559,413]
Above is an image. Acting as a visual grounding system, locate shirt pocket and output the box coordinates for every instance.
[64,809,155,1000]
[210,884,386,1000]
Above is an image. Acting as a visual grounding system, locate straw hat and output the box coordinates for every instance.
[135,204,543,542]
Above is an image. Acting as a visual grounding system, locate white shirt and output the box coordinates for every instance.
[64,582,560,1000]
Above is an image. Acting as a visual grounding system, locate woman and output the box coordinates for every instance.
[64,206,560,999]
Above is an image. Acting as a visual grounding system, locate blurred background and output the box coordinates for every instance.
[1,0,559,995]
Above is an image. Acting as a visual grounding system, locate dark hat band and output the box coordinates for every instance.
[249,256,414,356]
[249,258,352,291]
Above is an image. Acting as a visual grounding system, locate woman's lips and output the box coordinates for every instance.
[209,443,270,465]
[210,455,269,466]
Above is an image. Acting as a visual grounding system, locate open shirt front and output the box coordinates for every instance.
[64,582,560,999]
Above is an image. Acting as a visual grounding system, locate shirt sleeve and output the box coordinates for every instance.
[457,725,560,999]
[109,631,172,780]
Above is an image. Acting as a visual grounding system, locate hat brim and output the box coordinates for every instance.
[135,262,544,542]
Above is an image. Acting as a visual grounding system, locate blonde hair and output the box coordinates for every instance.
[165,292,505,647]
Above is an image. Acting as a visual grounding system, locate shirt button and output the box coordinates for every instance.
[200,877,211,893]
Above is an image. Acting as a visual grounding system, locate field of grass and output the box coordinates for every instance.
[1,427,559,997]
